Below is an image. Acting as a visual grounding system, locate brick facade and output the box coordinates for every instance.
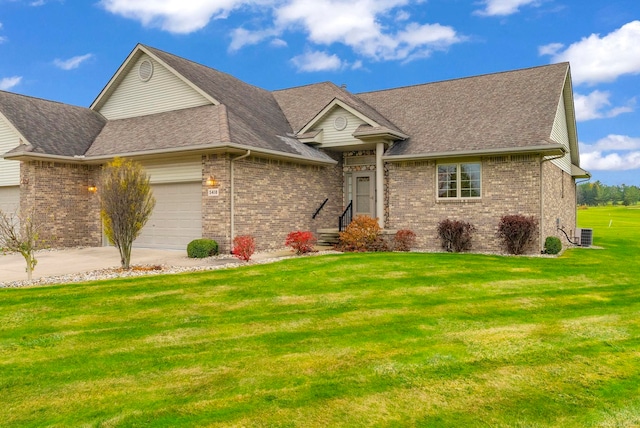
[17,151,576,255]
[386,155,563,254]
[541,160,577,248]
[204,152,343,253]
[20,161,102,247]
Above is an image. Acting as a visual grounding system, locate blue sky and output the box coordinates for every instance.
[1,0,639,185]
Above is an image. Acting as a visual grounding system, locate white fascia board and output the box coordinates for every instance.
[6,143,338,166]
[298,98,380,135]
[383,144,566,162]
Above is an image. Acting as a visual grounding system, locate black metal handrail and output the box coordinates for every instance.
[312,198,329,219]
[338,200,353,232]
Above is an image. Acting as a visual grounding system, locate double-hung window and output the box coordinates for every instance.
[437,162,481,199]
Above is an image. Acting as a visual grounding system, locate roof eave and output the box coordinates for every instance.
[6,143,337,166]
[383,144,566,162]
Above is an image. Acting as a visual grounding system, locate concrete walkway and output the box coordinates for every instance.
[0,247,293,283]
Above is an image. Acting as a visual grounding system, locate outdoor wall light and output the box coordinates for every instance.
[205,175,218,187]
[88,185,97,193]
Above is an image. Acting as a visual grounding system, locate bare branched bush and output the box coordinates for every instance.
[100,158,155,269]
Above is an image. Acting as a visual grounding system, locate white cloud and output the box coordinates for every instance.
[0,36,6,44]
[574,90,634,121]
[540,20,640,85]
[100,0,256,34]
[101,0,464,66]
[538,42,563,56]
[580,135,640,171]
[53,53,94,70]
[274,1,462,61]
[291,50,343,72]
[0,76,22,91]
[474,0,540,17]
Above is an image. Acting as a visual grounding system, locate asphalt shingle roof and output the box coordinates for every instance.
[1,45,571,164]
[357,63,570,157]
[0,90,106,157]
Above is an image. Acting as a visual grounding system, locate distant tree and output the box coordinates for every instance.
[623,185,640,206]
[100,158,155,270]
[0,209,46,281]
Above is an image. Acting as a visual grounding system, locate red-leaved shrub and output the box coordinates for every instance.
[497,215,538,255]
[285,231,317,255]
[437,219,476,252]
[338,215,387,252]
[232,235,256,261]
[393,229,416,251]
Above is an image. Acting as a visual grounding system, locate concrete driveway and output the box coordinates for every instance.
[0,247,239,283]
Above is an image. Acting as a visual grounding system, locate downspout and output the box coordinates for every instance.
[539,153,566,252]
[230,150,251,252]
[376,142,385,228]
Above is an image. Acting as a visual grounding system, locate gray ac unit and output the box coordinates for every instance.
[576,228,593,247]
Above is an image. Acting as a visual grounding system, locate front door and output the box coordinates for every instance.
[353,171,375,218]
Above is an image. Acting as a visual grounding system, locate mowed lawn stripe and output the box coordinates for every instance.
[0,206,639,426]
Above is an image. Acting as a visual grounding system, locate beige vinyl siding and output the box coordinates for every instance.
[139,156,202,184]
[0,117,20,186]
[0,185,19,214]
[549,95,572,174]
[98,54,211,120]
[315,108,367,148]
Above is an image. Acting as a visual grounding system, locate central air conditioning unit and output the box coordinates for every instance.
[575,228,593,247]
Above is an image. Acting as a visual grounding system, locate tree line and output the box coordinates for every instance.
[577,181,640,206]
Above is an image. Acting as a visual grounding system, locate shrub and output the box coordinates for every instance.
[285,231,317,255]
[393,229,416,252]
[437,219,475,252]
[187,239,219,258]
[338,215,388,252]
[543,236,562,255]
[497,215,538,255]
[232,235,256,261]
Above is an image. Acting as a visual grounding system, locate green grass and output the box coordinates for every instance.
[1,206,639,427]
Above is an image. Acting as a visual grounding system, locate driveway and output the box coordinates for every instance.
[0,247,241,283]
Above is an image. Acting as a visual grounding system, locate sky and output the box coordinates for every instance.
[1,0,639,185]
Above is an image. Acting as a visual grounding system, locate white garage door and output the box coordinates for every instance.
[0,186,19,216]
[134,182,202,250]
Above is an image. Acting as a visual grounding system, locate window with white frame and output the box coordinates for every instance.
[437,162,481,199]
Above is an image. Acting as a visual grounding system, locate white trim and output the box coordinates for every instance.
[436,161,482,200]
[376,142,384,227]
[298,98,381,135]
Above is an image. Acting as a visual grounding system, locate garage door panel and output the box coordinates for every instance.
[134,182,202,250]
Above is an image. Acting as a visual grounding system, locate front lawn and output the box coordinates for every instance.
[1,206,639,426]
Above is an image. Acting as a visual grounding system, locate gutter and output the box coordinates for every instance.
[3,142,337,166]
[382,144,566,162]
[230,150,251,252]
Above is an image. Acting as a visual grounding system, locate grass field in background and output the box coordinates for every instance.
[0,206,639,427]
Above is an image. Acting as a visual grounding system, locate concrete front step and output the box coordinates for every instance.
[316,228,399,246]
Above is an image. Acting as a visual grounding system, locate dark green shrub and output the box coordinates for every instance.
[187,239,219,258]
[497,215,538,255]
[437,219,475,252]
[544,236,562,255]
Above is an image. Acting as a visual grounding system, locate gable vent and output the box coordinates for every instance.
[138,59,154,82]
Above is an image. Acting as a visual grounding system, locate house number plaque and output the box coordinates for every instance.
[207,189,219,197]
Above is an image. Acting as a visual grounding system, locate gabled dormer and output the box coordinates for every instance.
[297,98,407,150]
[91,44,216,120]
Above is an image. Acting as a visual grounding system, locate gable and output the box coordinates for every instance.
[312,107,367,148]
[550,95,572,174]
[0,115,22,186]
[97,53,211,120]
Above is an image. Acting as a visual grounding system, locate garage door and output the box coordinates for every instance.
[134,182,202,250]
[0,186,19,216]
